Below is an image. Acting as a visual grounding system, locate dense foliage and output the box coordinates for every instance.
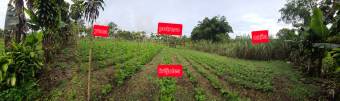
[191,16,233,42]
[279,0,340,99]
[191,37,290,60]
[0,33,43,100]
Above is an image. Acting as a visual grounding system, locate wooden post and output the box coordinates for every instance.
[182,40,185,48]
[87,38,92,101]
[190,41,192,48]
[87,26,94,101]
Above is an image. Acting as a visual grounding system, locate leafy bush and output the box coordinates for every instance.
[0,81,41,100]
[0,33,43,100]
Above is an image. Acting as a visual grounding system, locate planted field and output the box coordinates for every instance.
[41,39,318,101]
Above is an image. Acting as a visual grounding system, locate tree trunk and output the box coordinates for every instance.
[15,0,26,43]
[43,30,53,66]
[4,30,13,50]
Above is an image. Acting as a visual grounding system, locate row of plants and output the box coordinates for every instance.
[78,39,162,70]
[114,45,162,86]
[178,48,318,100]
[179,49,274,92]
[157,49,177,101]
[178,50,242,100]
[174,54,206,101]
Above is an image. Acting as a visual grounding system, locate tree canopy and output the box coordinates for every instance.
[108,22,118,37]
[276,28,296,40]
[279,0,317,27]
[191,16,233,42]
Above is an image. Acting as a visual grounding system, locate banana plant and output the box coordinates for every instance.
[308,8,330,42]
[0,33,43,87]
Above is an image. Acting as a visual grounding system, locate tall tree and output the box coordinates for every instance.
[36,0,61,64]
[279,0,318,27]
[84,0,104,24]
[108,22,118,37]
[191,16,233,42]
[70,0,85,22]
[276,28,297,40]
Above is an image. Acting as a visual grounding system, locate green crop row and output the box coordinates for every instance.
[175,54,206,101]
[179,49,274,92]
[157,49,177,101]
[79,39,163,86]
[114,43,162,86]
[182,55,242,100]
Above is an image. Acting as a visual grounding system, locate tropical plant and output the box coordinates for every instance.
[70,0,85,21]
[0,33,43,87]
[277,28,297,40]
[84,0,104,24]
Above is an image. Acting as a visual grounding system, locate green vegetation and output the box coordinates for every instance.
[157,49,177,101]
[177,56,207,101]
[0,39,4,52]
[78,39,162,86]
[191,37,290,60]
[0,0,338,100]
[0,34,43,100]
[177,48,317,100]
[191,16,233,42]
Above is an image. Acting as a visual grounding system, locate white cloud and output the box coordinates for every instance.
[0,0,10,29]
[231,13,292,38]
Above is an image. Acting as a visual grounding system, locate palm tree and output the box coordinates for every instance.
[83,0,104,100]
[70,0,85,22]
[36,0,60,64]
[84,0,104,25]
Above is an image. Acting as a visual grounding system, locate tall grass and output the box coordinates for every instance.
[191,36,290,60]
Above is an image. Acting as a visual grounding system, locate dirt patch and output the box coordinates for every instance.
[38,67,73,93]
[272,76,293,101]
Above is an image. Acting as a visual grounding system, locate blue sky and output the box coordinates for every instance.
[0,0,292,38]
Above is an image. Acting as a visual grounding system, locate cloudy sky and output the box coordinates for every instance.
[0,0,292,38]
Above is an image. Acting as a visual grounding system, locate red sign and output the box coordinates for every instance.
[157,22,183,36]
[92,25,109,37]
[251,30,270,44]
[157,64,183,78]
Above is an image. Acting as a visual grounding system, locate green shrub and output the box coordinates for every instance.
[0,33,43,100]
[0,81,41,100]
